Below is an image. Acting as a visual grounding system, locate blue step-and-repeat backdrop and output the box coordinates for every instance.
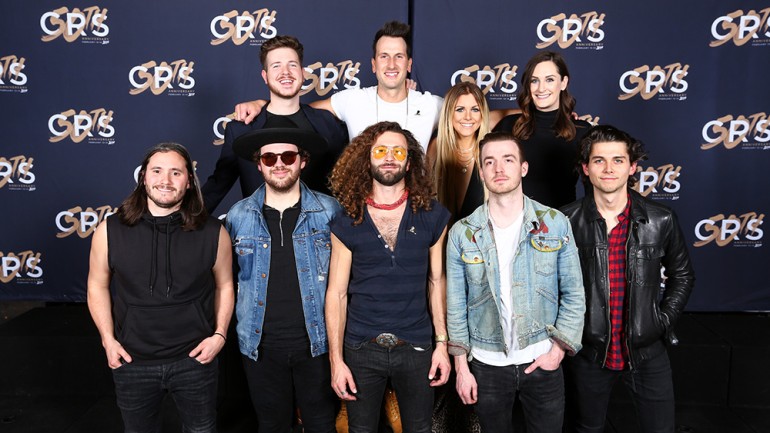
[1,1,768,311]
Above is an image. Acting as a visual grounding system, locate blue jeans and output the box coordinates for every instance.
[564,350,675,433]
[241,349,337,433]
[344,340,434,433]
[470,358,564,433]
[112,356,218,433]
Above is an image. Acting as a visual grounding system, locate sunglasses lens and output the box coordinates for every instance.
[260,153,278,166]
[392,149,406,161]
[280,151,299,165]
[260,151,300,167]
[372,146,388,159]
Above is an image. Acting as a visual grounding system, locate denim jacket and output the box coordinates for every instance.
[446,197,585,357]
[225,183,341,360]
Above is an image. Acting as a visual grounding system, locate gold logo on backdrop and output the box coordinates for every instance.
[301,61,362,97]
[48,109,115,143]
[701,113,770,150]
[40,6,109,43]
[129,60,195,95]
[56,205,118,238]
[635,165,682,199]
[451,64,518,99]
[0,55,27,88]
[210,9,278,45]
[536,12,606,49]
[0,251,43,283]
[618,63,689,101]
[0,156,35,190]
[710,8,770,47]
[694,213,764,247]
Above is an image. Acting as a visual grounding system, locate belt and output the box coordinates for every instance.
[371,333,407,348]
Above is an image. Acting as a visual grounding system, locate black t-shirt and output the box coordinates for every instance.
[260,200,310,350]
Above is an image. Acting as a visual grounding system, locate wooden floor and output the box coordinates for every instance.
[0,304,768,433]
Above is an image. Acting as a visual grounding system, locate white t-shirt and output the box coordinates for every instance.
[330,86,442,152]
[472,209,552,367]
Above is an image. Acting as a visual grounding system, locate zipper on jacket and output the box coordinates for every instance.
[624,220,637,371]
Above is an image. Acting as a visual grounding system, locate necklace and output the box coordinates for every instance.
[458,157,475,174]
[366,189,409,210]
[375,87,409,128]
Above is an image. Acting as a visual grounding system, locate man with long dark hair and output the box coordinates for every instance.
[87,142,234,433]
[325,121,451,432]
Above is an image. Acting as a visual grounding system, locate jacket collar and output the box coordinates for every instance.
[243,181,323,215]
[461,196,541,235]
[583,188,649,224]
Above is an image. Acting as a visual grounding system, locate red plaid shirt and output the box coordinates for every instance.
[604,199,631,370]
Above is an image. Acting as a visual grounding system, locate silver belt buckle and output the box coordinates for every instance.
[375,333,399,348]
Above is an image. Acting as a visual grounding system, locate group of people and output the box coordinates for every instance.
[87,20,695,433]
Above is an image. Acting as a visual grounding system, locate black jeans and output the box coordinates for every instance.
[470,358,564,433]
[564,350,675,433]
[242,348,336,433]
[112,356,218,433]
[344,340,434,433]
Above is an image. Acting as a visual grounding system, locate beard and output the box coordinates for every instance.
[371,163,407,187]
[264,167,301,193]
[266,78,301,100]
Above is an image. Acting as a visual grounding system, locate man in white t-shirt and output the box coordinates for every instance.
[235,21,442,151]
[445,131,585,433]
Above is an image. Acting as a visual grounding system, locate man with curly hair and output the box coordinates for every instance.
[325,121,451,432]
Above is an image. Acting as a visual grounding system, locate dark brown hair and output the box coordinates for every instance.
[578,125,648,187]
[372,21,412,58]
[513,51,577,141]
[260,35,304,70]
[117,142,207,230]
[329,122,433,225]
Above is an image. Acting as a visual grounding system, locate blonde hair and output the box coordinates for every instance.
[433,82,490,215]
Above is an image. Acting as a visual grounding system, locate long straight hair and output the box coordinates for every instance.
[117,142,208,231]
[433,82,490,213]
[513,51,577,141]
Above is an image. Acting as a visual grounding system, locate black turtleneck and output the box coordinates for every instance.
[494,110,591,208]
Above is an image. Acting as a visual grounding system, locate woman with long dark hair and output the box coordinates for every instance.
[494,51,591,208]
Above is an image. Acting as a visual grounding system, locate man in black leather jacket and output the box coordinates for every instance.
[560,125,694,433]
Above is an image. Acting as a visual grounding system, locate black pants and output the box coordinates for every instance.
[242,348,337,433]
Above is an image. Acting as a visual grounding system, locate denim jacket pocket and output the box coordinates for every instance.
[234,238,255,281]
[531,235,563,277]
[312,236,332,279]
[462,250,488,285]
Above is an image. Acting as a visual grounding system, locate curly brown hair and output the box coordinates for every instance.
[329,121,434,225]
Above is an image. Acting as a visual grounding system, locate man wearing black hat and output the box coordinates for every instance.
[202,35,348,213]
[225,121,342,433]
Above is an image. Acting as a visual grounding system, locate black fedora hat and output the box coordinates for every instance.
[232,115,328,161]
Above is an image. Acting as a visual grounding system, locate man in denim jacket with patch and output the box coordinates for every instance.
[225,117,341,433]
[446,131,585,433]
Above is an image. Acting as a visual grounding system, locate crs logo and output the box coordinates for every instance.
[40,6,109,43]
[710,8,770,47]
[210,9,277,45]
[619,63,689,101]
[635,164,682,199]
[212,112,237,145]
[536,11,606,49]
[701,113,770,150]
[300,60,362,97]
[450,64,518,100]
[0,55,28,92]
[694,212,764,247]
[56,205,117,239]
[129,60,195,96]
[0,156,35,191]
[0,251,43,284]
[48,108,115,144]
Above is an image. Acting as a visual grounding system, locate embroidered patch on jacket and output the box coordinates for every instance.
[531,237,562,252]
[461,253,484,264]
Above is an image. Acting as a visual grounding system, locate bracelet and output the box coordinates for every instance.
[214,332,227,342]
[435,334,449,343]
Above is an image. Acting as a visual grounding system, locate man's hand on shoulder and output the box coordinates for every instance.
[234,100,266,124]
